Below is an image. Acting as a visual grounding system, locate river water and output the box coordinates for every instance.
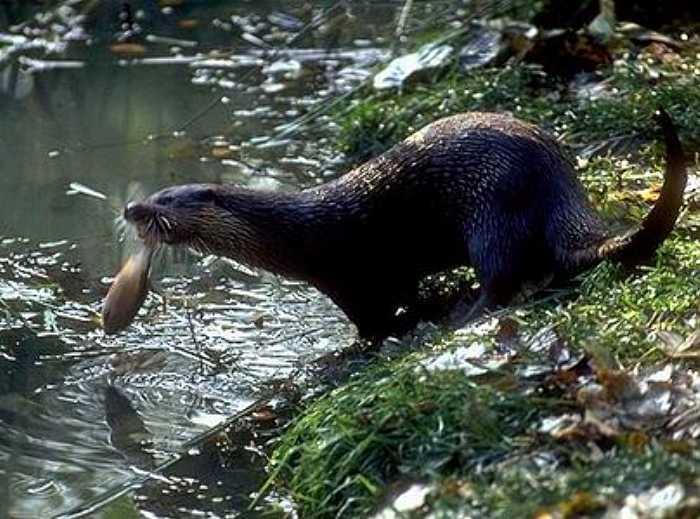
[0,0,440,516]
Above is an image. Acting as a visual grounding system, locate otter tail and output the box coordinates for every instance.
[590,108,687,267]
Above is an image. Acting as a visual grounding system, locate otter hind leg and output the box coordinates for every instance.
[449,225,543,326]
[448,271,520,327]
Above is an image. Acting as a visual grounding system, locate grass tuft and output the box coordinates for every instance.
[335,52,700,163]
[269,362,545,518]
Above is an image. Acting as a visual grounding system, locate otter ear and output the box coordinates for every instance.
[182,185,217,205]
[199,185,218,204]
[200,185,226,206]
[203,186,218,200]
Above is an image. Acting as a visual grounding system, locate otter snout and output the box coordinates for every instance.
[123,201,163,243]
[121,184,220,248]
[124,201,153,223]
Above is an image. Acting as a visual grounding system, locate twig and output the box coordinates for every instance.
[393,0,414,54]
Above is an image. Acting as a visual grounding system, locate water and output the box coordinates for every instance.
[0,0,460,516]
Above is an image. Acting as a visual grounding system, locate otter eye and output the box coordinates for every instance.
[152,189,175,206]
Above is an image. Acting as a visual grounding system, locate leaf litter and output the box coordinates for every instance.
[429,317,700,442]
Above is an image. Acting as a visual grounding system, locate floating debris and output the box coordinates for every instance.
[263,58,302,76]
[241,32,270,49]
[373,43,453,90]
[18,56,84,73]
[459,27,503,70]
[109,42,148,57]
[262,81,286,94]
[177,19,200,30]
[145,34,198,48]
[268,12,304,32]
[66,182,107,200]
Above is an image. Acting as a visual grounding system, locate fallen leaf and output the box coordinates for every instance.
[178,19,199,29]
[110,43,147,57]
[658,330,700,358]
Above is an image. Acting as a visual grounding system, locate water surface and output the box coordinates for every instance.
[0,1,455,515]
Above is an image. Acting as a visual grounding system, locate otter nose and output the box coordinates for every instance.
[124,202,150,222]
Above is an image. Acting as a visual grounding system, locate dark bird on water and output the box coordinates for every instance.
[111,109,687,340]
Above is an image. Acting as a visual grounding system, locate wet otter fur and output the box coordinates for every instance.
[124,110,686,340]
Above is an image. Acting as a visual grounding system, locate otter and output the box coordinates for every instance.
[119,110,686,340]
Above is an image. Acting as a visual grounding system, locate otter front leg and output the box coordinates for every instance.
[354,298,419,342]
[331,281,419,342]
[349,303,405,342]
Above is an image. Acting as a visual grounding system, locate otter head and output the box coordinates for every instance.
[124,184,232,253]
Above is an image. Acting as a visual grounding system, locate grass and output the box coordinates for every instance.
[335,52,700,164]
[336,65,552,163]
[564,57,700,144]
[268,361,551,518]
[430,445,700,517]
[266,26,700,519]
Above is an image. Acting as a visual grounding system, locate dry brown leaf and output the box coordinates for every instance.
[178,19,200,29]
[110,43,147,57]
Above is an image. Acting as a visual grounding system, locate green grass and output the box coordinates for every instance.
[335,52,700,164]
[430,445,700,517]
[268,362,551,518]
[336,65,552,163]
[564,57,700,144]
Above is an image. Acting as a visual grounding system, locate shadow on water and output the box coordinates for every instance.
[0,0,455,516]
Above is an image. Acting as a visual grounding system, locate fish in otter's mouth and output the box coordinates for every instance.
[102,243,154,335]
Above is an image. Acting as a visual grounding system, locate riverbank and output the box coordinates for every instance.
[266,11,700,518]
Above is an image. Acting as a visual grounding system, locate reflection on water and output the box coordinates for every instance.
[0,0,449,516]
